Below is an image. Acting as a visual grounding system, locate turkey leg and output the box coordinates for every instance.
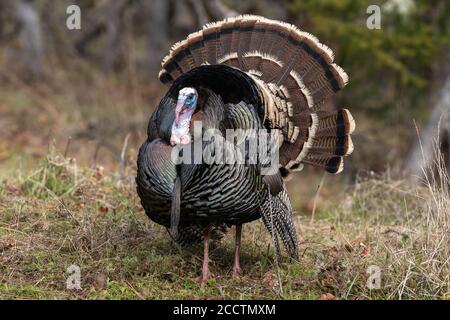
[232,224,242,278]
[196,225,212,287]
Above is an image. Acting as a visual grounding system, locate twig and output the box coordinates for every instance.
[187,0,209,27]
[125,280,145,300]
[311,172,327,223]
[64,136,72,158]
[119,133,130,179]
[92,141,101,168]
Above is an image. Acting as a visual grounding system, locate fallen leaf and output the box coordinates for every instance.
[262,271,279,289]
[0,239,16,253]
[93,166,104,180]
[360,244,370,257]
[354,241,370,257]
[4,182,20,195]
[93,273,107,290]
[319,293,337,300]
[98,206,109,213]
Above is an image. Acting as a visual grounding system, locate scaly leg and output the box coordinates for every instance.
[196,225,212,287]
[232,224,242,278]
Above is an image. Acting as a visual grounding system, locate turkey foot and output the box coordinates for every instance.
[231,265,242,278]
[231,224,242,278]
[195,270,213,288]
[196,225,213,288]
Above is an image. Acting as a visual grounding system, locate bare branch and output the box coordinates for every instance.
[14,0,44,80]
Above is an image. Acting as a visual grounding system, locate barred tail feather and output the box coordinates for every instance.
[260,188,298,260]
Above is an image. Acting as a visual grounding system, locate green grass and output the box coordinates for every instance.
[0,151,449,300]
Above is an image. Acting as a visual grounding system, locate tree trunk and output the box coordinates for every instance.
[141,0,169,77]
[406,49,450,178]
[14,0,44,80]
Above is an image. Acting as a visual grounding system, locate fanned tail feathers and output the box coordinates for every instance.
[159,15,355,175]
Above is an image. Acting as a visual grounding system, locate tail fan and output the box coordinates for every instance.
[158,15,355,175]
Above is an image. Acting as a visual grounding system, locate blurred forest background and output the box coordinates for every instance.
[0,0,449,195]
[0,0,449,300]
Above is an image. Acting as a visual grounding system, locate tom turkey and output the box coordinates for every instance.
[136,15,355,285]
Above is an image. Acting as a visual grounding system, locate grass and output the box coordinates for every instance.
[0,149,448,300]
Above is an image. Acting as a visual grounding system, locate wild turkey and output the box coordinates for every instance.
[136,15,355,285]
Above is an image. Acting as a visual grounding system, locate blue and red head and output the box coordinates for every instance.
[170,87,198,145]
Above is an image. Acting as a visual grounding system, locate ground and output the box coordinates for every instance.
[0,150,448,300]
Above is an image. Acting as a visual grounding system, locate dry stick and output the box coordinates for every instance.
[64,136,72,158]
[124,280,145,300]
[187,0,209,27]
[310,172,327,223]
[119,133,131,179]
[92,141,101,168]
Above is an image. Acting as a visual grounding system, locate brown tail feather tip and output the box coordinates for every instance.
[309,135,354,157]
[325,156,345,174]
[302,155,344,174]
[331,64,349,89]
[316,109,356,137]
[342,109,356,134]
